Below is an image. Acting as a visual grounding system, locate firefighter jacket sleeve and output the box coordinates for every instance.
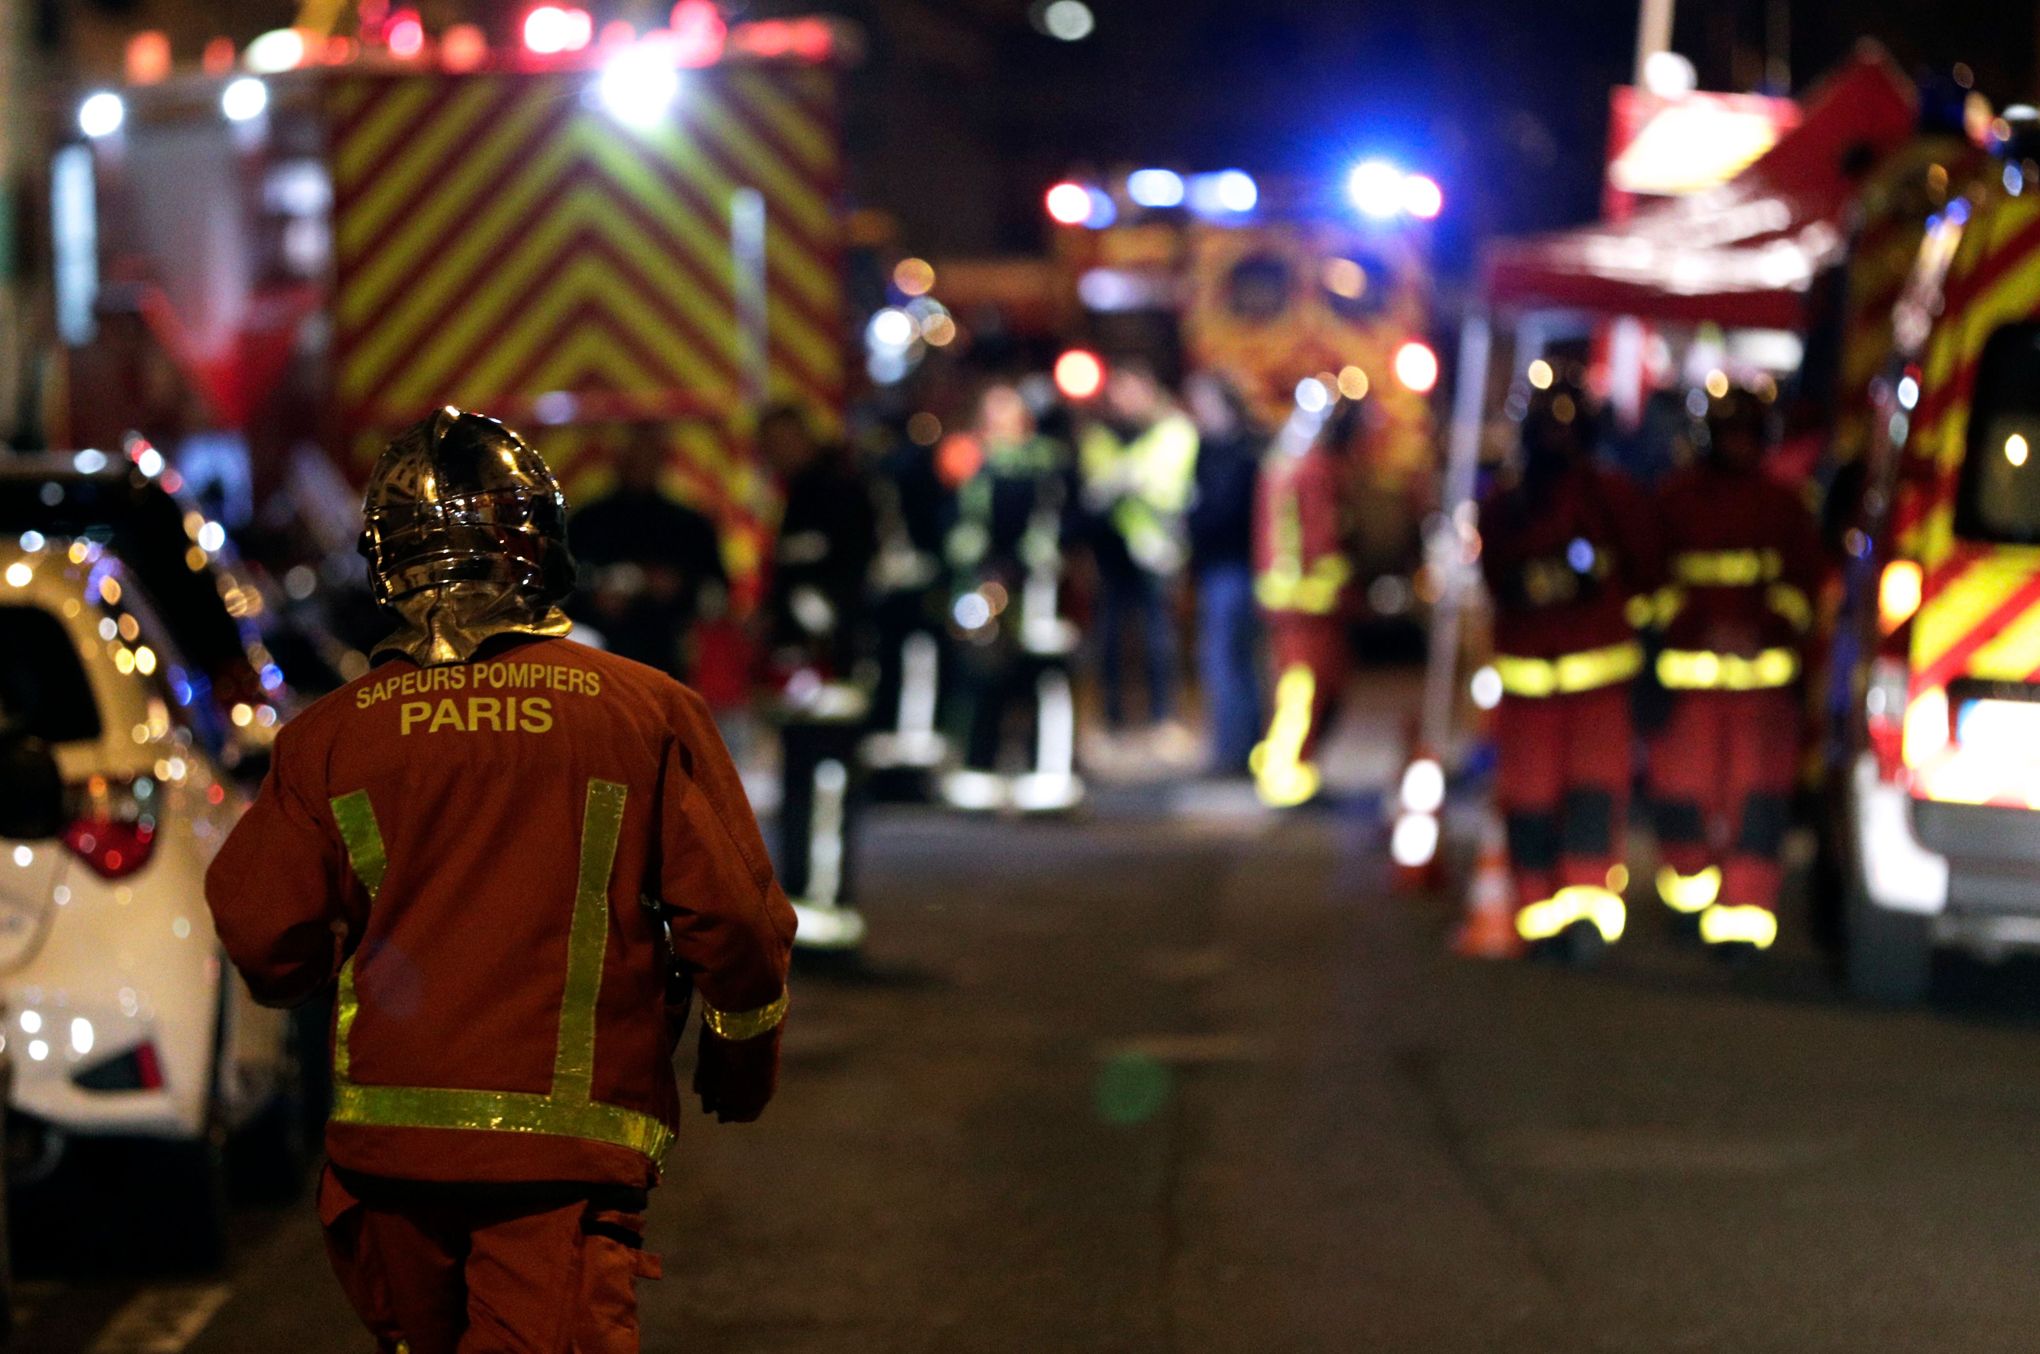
[659,688,797,1038]
[205,729,356,1010]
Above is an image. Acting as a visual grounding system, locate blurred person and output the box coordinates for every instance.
[1077,361,1200,741]
[570,423,729,680]
[757,402,880,949]
[1186,371,1266,778]
[1646,388,1824,958]
[862,411,955,779]
[1480,376,1658,964]
[942,381,1084,812]
[1248,392,1355,807]
[205,409,794,1353]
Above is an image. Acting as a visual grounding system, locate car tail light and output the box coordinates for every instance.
[1865,655,1910,781]
[73,1039,165,1092]
[1878,559,1923,633]
[1901,685,1951,771]
[61,775,159,880]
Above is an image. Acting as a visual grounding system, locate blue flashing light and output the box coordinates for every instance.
[1187,170,1257,216]
[1127,168,1185,208]
[1347,159,1405,220]
[1084,185,1118,228]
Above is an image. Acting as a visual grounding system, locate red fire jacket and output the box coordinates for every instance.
[205,637,796,1189]
[1479,461,1659,667]
[1253,447,1350,617]
[1651,462,1825,686]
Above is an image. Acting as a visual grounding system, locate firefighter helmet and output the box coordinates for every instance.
[359,407,575,608]
[1701,385,1775,466]
[1519,371,1598,468]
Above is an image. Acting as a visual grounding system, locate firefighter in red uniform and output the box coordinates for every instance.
[1480,377,1657,962]
[1249,395,1355,807]
[1647,388,1823,955]
[204,410,796,1353]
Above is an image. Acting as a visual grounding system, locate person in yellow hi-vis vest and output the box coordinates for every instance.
[1077,361,1200,735]
[1249,395,1356,807]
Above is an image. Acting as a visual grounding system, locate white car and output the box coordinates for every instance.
[0,537,299,1258]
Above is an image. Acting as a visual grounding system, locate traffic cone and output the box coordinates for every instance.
[1452,808,1523,959]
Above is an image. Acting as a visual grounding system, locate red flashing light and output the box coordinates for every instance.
[441,23,488,71]
[1394,340,1439,394]
[729,18,833,62]
[126,31,172,86]
[1045,181,1092,226]
[1054,349,1107,401]
[524,5,593,55]
[202,36,236,75]
[1402,174,1444,220]
[599,19,638,47]
[386,10,425,57]
[670,0,728,67]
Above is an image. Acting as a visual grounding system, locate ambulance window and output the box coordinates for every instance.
[1955,322,2040,544]
[0,605,101,744]
[1225,254,1292,323]
[1320,253,1392,321]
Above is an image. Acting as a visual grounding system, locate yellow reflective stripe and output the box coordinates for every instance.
[1766,583,1814,633]
[1491,641,1644,698]
[1255,557,1351,614]
[1670,549,1781,587]
[701,989,790,1041]
[329,791,388,1085]
[1249,663,1322,807]
[1515,886,1626,943]
[330,1082,674,1160]
[1655,647,1799,690]
[555,780,627,1101]
[326,779,668,1163]
[1655,864,1721,914]
[1699,903,1778,949]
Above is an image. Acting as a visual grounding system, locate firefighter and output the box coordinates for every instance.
[1248,390,1355,807]
[203,409,795,1353]
[1077,362,1200,741]
[758,402,880,950]
[941,380,1084,812]
[1480,376,1657,962]
[1647,387,1824,956]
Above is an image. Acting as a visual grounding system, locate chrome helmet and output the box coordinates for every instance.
[359,408,575,609]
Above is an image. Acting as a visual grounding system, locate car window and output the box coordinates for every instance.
[1954,321,2040,544]
[0,604,101,743]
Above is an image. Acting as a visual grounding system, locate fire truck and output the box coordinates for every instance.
[50,13,849,608]
[1046,167,1441,592]
[1828,118,2040,1000]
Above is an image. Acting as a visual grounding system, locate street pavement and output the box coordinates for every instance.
[18,789,2040,1352]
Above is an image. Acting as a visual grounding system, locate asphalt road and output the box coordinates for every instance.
[18,792,2040,1352]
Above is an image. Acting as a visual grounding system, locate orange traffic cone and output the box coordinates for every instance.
[1453,808,1523,959]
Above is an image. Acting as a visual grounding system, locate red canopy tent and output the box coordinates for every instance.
[1481,45,1919,329]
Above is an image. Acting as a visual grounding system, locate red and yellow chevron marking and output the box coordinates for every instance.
[1899,181,2040,689]
[328,66,844,598]
[1830,139,1982,468]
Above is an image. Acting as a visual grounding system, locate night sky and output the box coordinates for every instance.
[780,0,2040,264]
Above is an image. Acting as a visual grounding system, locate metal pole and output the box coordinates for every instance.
[1420,308,1492,754]
[1634,0,1675,84]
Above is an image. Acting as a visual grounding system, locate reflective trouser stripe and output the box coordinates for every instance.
[1250,663,1322,808]
[1699,903,1778,949]
[1655,865,1721,914]
[1492,641,1644,698]
[1655,647,1799,690]
[1515,885,1626,944]
[328,781,674,1162]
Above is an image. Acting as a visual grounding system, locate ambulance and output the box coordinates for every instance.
[1833,139,2040,1000]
